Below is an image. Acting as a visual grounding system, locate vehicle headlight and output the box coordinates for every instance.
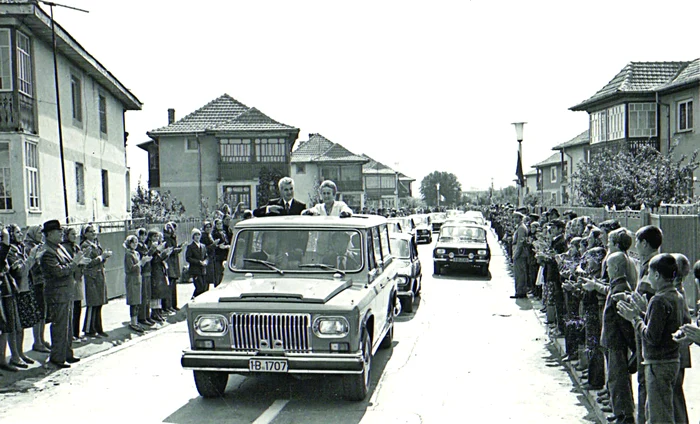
[478,250,488,256]
[313,317,349,338]
[448,252,455,258]
[194,314,228,336]
[435,248,445,255]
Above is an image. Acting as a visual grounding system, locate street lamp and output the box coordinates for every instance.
[512,122,527,207]
[436,182,440,208]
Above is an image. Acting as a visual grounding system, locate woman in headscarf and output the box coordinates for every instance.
[163,222,183,313]
[61,226,84,341]
[302,180,353,217]
[136,228,156,327]
[24,225,50,352]
[124,234,150,333]
[81,224,112,337]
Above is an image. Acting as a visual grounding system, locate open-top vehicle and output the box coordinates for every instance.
[181,215,400,401]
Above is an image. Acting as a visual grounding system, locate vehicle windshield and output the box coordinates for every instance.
[231,228,363,273]
[412,215,430,226]
[431,213,447,221]
[389,238,410,259]
[438,226,486,242]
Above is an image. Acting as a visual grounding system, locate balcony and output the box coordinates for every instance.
[219,162,288,181]
[0,92,35,133]
[336,180,363,192]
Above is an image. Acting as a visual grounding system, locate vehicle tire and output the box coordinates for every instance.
[379,323,393,350]
[193,370,228,398]
[433,262,441,275]
[415,275,422,297]
[344,331,372,401]
[480,265,489,276]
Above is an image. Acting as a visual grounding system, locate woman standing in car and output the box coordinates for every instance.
[302,180,353,217]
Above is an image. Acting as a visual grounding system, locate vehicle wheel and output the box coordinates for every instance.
[401,292,414,313]
[344,331,372,401]
[379,323,394,349]
[193,370,228,398]
[433,262,441,275]
[480,265,489,276]
[415,275,422,297]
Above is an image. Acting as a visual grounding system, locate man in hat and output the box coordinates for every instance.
[41,220,88,368]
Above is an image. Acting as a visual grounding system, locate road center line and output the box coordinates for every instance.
[253,399,289,424]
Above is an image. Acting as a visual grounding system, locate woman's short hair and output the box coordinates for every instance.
[123,234,138,248]
[319,180,338,195]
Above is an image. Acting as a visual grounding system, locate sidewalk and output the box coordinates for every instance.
[0,282,195,393]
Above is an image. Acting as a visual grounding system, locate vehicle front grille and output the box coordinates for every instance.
[230,313,311,352]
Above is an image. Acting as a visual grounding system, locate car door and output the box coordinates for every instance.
[410,237,421,279]
[368,224,393,347]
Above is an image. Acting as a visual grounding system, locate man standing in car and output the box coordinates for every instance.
[253,177,306,217]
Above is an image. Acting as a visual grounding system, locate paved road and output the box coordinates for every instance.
[0,228,599,423]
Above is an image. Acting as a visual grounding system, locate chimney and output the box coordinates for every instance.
[168,108,175,124]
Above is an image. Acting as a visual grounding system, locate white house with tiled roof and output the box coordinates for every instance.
[0,1,141,226]
[141,94,299,215]
[362,154,415,210]
[571,60,700,198]
[291,133,369,211]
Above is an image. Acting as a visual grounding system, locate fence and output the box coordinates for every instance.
[65,217,241,299]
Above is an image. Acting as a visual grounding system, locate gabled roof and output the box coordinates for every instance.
[657,58,700,92]
[570,61,690,111]
[524,169,537,177]
[533,152,562,168]
[0,1,141,109]
[361,154,414,181]
[553,129,589,150]
[148,94,250,135]
[291,133,368,164]
[210,107,296,132]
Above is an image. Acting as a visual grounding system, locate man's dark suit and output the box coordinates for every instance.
[253,198,306,217]
[186,241,208,297]
[41,241,76,365]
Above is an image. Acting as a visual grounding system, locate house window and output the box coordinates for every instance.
[16,32,31,97]
[98,94,107,135]
[340,165,360,181]
[255,138,285,162]
[550,166,557,183]
[678,99,693,132]
[0,143,11,210]
[629,103,657,137]
[222,185,250,208]
[321,166,339,182]
[75,162,84,205]
[0,29,12,91]
[149,147,159,170]
[295,164,306,174]
[71,74,82,124]
[24,141,39,210]
[607,105,625,140]
[219,139,251,163]
[185,138,198,152]
[590,110,607,144]
[101,169,109,206]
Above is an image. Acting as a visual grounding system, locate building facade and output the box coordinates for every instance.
[290,133,368,212]
[0,1,141,226]
[141,95,299,216]
[362,155,414,210]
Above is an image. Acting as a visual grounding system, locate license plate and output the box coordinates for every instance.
[451,257,471,263]
[249,359,288,373]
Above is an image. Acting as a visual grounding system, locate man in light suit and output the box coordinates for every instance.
[253,177,307,217]
[41,220,87,368]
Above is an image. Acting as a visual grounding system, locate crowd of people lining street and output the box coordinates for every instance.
[489,203,700,424]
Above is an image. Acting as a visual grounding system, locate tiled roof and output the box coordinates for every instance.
[147,94,296,136]
[657,58,700,92]
[524,169,537,176]
[211,107,296,131]
[362,154,397,175]
[291,133,368,164]
[570,61,690,110]
[552,129,589,150]
[534,152,562,167]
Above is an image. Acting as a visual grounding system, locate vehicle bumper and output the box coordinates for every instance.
[416,234,432,243]
[434,257,489,267]
[181,350,364,374]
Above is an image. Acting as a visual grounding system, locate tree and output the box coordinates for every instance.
[571,144,699,208]
[419,171,462,207]
[131,180,186,223]
[257,167,285,207]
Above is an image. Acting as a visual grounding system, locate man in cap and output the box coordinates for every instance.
[41,220,88,368]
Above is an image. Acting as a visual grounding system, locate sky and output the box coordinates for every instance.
[46,0,700,193]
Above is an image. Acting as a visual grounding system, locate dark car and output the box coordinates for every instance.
[181,216,399,401]
[429,212,447,232]
[390,233,422,313]
[410,214,433,244]
[433,224,490,276]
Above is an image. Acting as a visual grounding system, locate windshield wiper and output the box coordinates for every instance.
[299,263,345,276]
[243,258,284,275]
